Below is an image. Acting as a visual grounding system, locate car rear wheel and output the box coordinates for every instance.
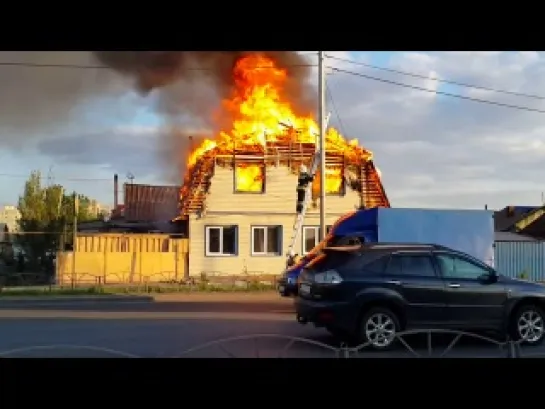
[510,304,545,346]
[358,307,400,351]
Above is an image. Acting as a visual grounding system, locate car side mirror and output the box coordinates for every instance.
[479,271,498,283]
[490,270,499,282]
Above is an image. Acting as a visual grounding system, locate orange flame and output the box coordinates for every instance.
[186,54,371,168]
[235,164,264,192]
[182,54,376,206]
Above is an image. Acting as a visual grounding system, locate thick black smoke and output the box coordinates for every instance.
[93,51,316,181]
[0,51,136,151]
[93,51,315,114]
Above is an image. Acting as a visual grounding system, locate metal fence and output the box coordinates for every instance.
[495,241,545,281]
[176,330,538,358]
[0,330,542,358]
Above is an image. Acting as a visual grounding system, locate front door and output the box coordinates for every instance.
[383,252,448,326]
[434,252,508,329]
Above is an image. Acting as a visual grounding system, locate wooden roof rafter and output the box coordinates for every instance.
[177,139,384,219]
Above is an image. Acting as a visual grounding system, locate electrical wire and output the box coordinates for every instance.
[325,54,545,101]
[325,78,348,136]
[329,66,545,115]
[0,173,111,182]
[0,61,316,70]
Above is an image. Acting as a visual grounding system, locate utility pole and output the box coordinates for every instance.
[71,192,79,289]
[318,51,327,241]
[47,165,54,187]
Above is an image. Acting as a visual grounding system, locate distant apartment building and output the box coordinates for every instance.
[87,200,112,219]
[0,205,21,233]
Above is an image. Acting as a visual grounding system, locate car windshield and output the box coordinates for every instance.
[444,250,495,272]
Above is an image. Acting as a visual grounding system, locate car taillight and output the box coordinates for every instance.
[314,270,343,285]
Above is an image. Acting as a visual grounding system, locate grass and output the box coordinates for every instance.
[0,282,277,297]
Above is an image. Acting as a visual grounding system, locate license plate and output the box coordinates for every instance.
[300,284,311,294]
[278,285,285,292]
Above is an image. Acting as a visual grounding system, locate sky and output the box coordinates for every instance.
[0,51,544,211]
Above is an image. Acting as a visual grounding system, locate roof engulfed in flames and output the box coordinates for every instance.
[179,53,378,211]
[186,54,372,169]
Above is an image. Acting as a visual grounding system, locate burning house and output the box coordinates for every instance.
[174,55,390,277]
[90,52,390,279]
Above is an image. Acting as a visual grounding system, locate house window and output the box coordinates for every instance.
[205,225,238,256]
[251,226,282,256]
[234,163,265,193]
[311,166,345,197]
[302,225,333,254]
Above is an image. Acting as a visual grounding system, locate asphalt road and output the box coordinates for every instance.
[0,293,542,358]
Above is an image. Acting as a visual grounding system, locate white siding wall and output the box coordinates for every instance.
[188,165,361,277]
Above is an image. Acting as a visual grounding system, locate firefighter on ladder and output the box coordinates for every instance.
[296,164,314,213]
[287,164,314,268]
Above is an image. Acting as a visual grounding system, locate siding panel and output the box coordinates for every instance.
[495,241,545,281]
[189,213,343,277]
[189,163,366,277]
[205,167,361,216]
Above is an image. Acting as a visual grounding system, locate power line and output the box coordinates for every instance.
[0,62,108,70]
[0,173,111,182]
[325,54,545,101]
[325,78,348,136]
[329,66,545,115]
[0,61,316,70]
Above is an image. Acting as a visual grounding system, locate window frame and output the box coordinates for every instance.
[311,165,347,197]
[362,253,391,275]
[321,251,391,276]
[302,226,319,255]
[388,251,438,278]
[301,225,333,255]
[233,162,266,194]
[433,251,494,281]
[250,225,282,257]
[204,225,239,257]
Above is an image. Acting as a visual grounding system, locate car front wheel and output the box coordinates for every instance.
[510,304,545,346]
[358,307,400,351]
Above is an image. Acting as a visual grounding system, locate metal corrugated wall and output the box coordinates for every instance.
[124,184,180,222]
[495,241,545,281]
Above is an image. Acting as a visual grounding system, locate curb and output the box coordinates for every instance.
[0,295,154,305]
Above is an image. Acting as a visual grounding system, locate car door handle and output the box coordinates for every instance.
[387,280,402,285]
[448,283,461,288]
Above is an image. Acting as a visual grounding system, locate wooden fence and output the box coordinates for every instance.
[56,234,189,285]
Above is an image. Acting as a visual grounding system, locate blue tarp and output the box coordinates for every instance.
[330,207,494,264]
[283,207,496,287]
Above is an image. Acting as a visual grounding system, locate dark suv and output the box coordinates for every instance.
[295,243,545,350]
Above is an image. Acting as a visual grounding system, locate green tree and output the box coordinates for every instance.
[17,171,102,270]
